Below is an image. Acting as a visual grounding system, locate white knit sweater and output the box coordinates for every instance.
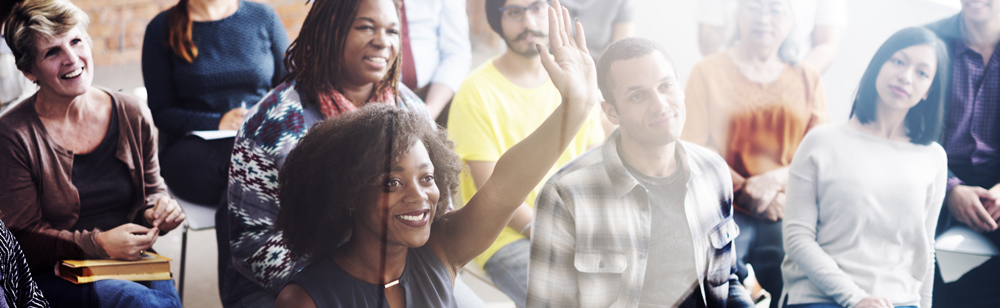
[781,123,948,308]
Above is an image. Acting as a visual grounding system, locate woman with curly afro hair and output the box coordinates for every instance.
[273,0,600,306]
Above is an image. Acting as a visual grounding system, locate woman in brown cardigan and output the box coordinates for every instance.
[0,0,183,306]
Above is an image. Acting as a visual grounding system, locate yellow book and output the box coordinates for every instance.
[59,252,172,284]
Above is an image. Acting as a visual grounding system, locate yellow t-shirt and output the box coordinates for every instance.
[447,58,605,267]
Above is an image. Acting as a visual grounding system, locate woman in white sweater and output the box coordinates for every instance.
[781,27,950,308]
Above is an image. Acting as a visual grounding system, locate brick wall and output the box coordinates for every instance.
[78,0,501,67]
[75,0,312,66]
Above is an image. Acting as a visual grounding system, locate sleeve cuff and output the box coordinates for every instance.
[947,176,964,193]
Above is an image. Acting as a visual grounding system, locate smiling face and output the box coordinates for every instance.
[736,0,793,50]
[354,141,440,249]
[342,0,400,88]
[874,44,937,113]
[962,0,1000,23]
[499,0,550,58]
[603,51,685,147]
[23,26,93,99]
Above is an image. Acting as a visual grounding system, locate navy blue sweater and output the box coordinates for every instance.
[142,0,289,141]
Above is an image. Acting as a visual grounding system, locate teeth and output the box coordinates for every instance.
[367,57,387,64]
[396,212,426,222]
[62,68,82,79]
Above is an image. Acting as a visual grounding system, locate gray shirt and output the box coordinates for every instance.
[559,0,635,61]
[620,147,700,307]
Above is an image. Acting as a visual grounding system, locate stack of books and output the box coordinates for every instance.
[58,252,172,284]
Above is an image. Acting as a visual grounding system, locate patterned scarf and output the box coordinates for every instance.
[316,87,396,119]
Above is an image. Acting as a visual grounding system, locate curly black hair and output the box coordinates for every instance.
[276,104,462,261]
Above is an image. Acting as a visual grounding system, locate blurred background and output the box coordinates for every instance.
[68,0,959,306]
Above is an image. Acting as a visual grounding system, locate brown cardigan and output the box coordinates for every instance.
[0,89,168,272]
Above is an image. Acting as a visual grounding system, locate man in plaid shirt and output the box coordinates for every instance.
[527,38,754,308]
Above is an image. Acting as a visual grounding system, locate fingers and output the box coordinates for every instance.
[547,7,564,50]
[135,227,159,248]
[537,44,559,77]
[972,186,993,199]
[574,19,589,55]
[561,7,575,49]
[751,188,778,216]
[972,198,998,232]
[985,200,1000,222]
[121,223,151,234]
[165,203,185,225]
[150,197,170,228]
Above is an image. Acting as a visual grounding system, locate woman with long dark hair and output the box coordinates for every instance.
[781,27,950,308]
[141,0,289,205]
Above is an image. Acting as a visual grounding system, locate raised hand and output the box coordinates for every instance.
[537,0,599,110]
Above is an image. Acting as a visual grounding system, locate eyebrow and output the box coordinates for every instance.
[896,51,912,62]
[390,162,432,172]
[354,17,398,27]
[624,76,673,92]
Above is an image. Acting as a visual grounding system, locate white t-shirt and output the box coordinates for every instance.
[697,0,848,62]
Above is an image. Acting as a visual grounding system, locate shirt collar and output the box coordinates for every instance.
[601,129,698,199]
[956,14,974,57]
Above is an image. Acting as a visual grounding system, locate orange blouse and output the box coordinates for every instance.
[682,52,829,183]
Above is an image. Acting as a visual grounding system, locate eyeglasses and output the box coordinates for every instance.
[742,5,789,19]
[499,1,551,22]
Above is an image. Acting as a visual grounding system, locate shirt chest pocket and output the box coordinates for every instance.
[706,218,739,286]
[574,251,627,307]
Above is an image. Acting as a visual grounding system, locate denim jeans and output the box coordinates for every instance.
[483,238,529,308]
[35,273,181,308]
[734,211,784,308]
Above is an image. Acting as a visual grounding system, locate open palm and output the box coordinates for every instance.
[538,0,599,108]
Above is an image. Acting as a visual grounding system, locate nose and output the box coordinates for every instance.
[402,180,429,204]
[897,67,914,85]
[61,46,80,66]
[371,29,393,50]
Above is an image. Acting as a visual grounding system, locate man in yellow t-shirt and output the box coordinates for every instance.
[447,0,604,305]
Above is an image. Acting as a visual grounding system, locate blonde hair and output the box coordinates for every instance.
[3,0,90,72]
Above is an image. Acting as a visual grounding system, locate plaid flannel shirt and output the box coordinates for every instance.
[528,130,754,308]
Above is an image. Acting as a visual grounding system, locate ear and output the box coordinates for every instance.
[21,69,37,84]
[601,101,620,126]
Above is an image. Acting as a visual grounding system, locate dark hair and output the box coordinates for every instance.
[850,27,949,145]
[596,37,673,105]
[282,0,401,104]
[276,104,462,261]
[485,0,506,35]
[167,0,197,63]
